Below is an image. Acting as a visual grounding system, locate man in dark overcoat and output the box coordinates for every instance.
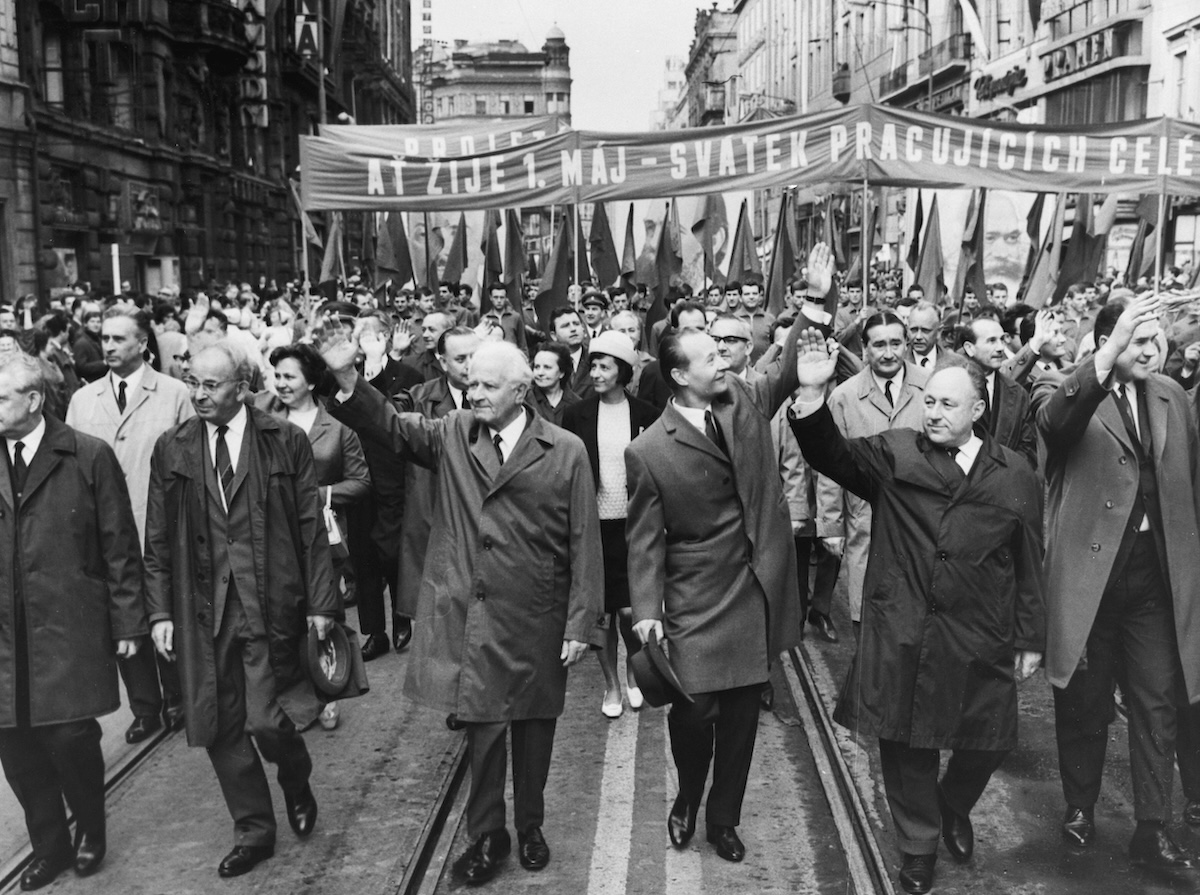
[623,246,827,864]
[790,343,1044,895]
[0,352,145,890]
[1036,295,1200,868]
[960,317,1038,469]
[144,342,339,879]
[324,337,602,887]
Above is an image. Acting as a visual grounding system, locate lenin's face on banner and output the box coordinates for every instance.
[983,192,1034,301]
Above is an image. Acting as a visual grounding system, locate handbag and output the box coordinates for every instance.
[322,486,349,561]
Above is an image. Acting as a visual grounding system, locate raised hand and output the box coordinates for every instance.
[795,327,839,391]
[805,242,836,300]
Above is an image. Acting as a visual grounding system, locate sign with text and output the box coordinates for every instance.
[300,104,1200,212]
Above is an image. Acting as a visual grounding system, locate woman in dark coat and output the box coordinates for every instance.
[563,332,659,717]
[530,340,580,427]
[257,343,370,730]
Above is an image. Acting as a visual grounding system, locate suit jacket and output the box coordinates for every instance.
[817,363,929,620]
[366,357,424,397]
[329,377,604,722]
[66,366,195,541]
[625,321,806,693]
[1038,360,1200,699]
[635,360,673,411]
[530,386,581,429]
[0,416,144,727]
[983,369,1038,470]
[562,392,660,487]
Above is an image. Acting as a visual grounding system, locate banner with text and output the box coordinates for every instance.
[300,104,1200,212]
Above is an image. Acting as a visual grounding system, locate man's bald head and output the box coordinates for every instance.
[922,363,985,448]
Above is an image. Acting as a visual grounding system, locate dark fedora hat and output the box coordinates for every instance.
[629,630,693,708]
[301,624,354,698]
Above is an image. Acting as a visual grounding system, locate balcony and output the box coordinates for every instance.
[879,65,908,97]
[168,0,250,76]
[918,34,973,78]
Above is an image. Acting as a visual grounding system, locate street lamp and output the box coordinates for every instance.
[848,0,933,112]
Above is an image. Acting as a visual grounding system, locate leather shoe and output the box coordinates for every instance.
[125,714,161,744]
[706,824,746,862]
[217,845,274,878]
[1184,800,1200,826]
[898,853,936,894]
[937,784,973,862]
[1129,824,1194,869]
[74,832,106,877]
[807,610,839,643]
[393,616,413,652]
[668,793,697,847]
[1061,805,1095,847]
[458,829,511,886]
[759,681,774,712]
[361,632,390,662]
[284,785,318,837]
[446,713,466,731]
[20,855,70,891]
[518,827,550,870]
[163,700,186,733]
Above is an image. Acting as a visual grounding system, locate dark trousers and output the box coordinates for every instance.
[794,535,841,619]
[1053,532,1181,821]
[208,591,313,848]
[350,502,401,635]
[120,635,181,718]
[1178,700,1200,802]
[878,738,1007,855]
[465,719,557,839]
[0,719,105,861]
[668,683,761,827]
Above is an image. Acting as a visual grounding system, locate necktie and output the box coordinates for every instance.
[704,410,728,456]
[492,433,505,465]
[9,441,26,497]
[117,380,127,414]
[214,425,234,503]
[983,382,993,433]
[945,446,966,481]
[920,355,930,367]
[884,379,894,408]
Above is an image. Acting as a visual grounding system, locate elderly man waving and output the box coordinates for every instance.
[323,331,603,888]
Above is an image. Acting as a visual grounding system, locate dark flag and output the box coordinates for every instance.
[954,189,987,313]
[376,212,414,288]
[418,213,443,289]
[620,203,637,296]
[822,195,846,270]
[441,211,470,287]
[534,214,571,331]
[479,209,503,313]
[726,198,762,287]
[1019,193,1046,298]
[691,193,728,288]
[573,208,592,284]
[589,202,621,289]
[502,208,525,308]
[1055,194,1096,303]
[1023,193,1066,308]
[765,191,796,317]
[644,201,682,343]
[906,190,924,273]
[915,194,945,305]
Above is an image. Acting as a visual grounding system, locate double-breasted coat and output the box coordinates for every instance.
[0,416,145,727]
[624,325,805,694]
[143,409,339,747]
[793,405,1045,750]
[817,363,929,621]
[1037,361,1200,698]
[329,377,604,723]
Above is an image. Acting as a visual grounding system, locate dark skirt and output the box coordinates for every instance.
[600,518,631,613]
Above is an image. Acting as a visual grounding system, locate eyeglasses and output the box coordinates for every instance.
[711,335,750,346]
[182,377,239,394]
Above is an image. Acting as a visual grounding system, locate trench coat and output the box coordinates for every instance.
[817,363,929,621]
[0,416,145,727]
[1037,360,1200,699]
[793,404,1045,750]
[143,409,339,748]
[329,376,604,723]
[624,321,805,694]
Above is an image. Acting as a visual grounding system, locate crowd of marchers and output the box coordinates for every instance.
[1,248,1200,895]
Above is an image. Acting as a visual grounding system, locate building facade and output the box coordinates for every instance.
[0,0,34,303]
[5,0,413,301]
[683,5,737,128]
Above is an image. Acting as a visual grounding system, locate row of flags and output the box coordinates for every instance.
[292,183,1179,324]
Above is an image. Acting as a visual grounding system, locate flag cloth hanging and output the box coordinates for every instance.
[441,211,470,286]
[589,202,621,289]
[643,201,682,342]
[479,209,503,312]
[502,209,527,317]
[906,189,923,274]
[574,208,592,284]
[1055,194,1096,303]
[691,193,728,289]
[915,194,945,305]
[953,189,987,311]
[822,195,846,270]
[726,198,762,286]
[417,213,444,289]
[1019,193,1046,298]
[376,212,414,287]
[318,212,344,286]
[534,215,572,330]
[1083,192,1119,282]
[1022,193,1066,308]
[290,179,323,249]
[620,203,638,296]
[765,192,797,317]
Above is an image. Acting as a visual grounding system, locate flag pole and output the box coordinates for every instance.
[574,205,583,286]
[1154,191,1167,294]
[861,176,870,312]
[422,211,431,289]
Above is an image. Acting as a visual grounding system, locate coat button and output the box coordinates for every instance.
[1118,457,1127,465]
[1091,543,1100,551]
[197,535,206,544]
[228,538,235,544]
[482,538,492,550]
[937,551,948,561]
[1105,500,1114,508]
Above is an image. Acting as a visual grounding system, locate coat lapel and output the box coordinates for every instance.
[1146,379,1170,468]
[662,402,726,464]
[1095,391,1137,455]
[19,417,71,505]
[124,368,157,421]
[89,376,121,427]
[469,419,503,479]
[487,413,549,496]
[0,448,11,511]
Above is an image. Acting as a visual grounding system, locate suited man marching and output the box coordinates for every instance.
[960,317,1038,469]
[624,244,833,862]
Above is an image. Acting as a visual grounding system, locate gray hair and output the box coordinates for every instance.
[0,351,47,396]
[193,339,254,384]
[610,310,642,336]
[470,340,533,388]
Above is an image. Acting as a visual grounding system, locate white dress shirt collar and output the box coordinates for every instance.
[7,416,47,466]
[954,434,983,474]
[110,362,146,397]
[488,409,528,462]
[670,399,712,434]
[205,405,248,475]
[872,366,905,400]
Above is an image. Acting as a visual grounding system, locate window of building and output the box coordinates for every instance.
[524,95,535,114]
[475,95,487,114]
[500,98,510,114]
[42,27,64,108]
[1176,51,1190,118]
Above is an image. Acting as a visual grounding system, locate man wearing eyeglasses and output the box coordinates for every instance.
[710,315,760,385]
[144,342,338,879]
